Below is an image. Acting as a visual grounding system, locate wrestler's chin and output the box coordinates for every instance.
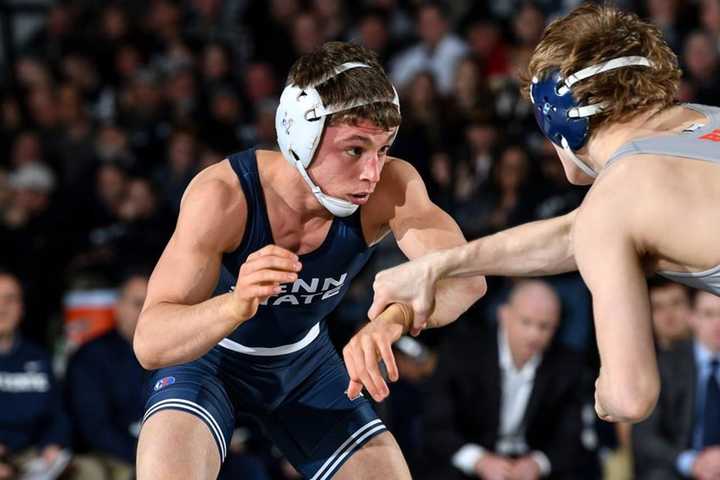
[559,157,595,186]
[565,170,594,186]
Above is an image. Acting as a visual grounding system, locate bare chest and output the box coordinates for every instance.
[266,209,335,256]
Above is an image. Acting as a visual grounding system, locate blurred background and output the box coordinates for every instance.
[0,0,718,478]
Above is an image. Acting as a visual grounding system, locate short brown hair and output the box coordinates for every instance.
[521,3,681,132]
[287,42,401,130]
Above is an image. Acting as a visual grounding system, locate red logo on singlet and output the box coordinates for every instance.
[699,129,720,142]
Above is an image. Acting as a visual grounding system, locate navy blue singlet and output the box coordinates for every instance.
[143,149,387,480]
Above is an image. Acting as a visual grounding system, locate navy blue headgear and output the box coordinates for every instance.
[529,56,653,177]
[530,69,590,151]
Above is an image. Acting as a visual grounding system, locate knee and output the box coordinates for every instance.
[136,411,221,480]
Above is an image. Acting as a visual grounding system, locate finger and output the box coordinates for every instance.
[346,379,364,400]
[343,345,362,399]
[244,256,302,274]
[413,305,431,331]
[353,344,381,401]
[256,244,299,259]
[376,336,399,382]
[250,284,281,299]
[368,297,390,321]
[243,269,297,286]
[361,335,388,400]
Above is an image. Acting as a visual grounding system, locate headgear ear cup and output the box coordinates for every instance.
[529,56,653,177]
[275,62,401,217]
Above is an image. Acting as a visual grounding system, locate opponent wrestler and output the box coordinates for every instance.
[133,42,485,480]
[352,4,720,424]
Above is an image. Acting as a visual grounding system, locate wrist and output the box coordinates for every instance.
[220,293,250,327]
[375,304,410,339]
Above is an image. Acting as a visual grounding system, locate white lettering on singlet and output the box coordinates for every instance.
[228,273,348,307]
[0,372,50,392]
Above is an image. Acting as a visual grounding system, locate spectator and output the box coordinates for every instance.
[0,271,72,479]
[682,30,720,105]
[422,280,587,480]
[649,278,692,351]
[354,8,397,68]
[65,273,149,479]
[390,3,468,94]
[455,144,538,238]
[633,290,720,479]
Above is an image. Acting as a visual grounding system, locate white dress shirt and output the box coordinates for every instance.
[451,328,551,477]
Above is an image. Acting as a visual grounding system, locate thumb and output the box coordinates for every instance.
[368,297,389,321]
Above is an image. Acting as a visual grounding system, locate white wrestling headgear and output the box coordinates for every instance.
[275,62,400,217]
[530,56,653,178]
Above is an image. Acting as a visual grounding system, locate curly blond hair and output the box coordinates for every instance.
[520,3,681,132]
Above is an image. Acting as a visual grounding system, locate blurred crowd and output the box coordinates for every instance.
[0,0,719,478]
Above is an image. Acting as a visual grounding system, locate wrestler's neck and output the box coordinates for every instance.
[261,151,333,221]
[580,105,687,173]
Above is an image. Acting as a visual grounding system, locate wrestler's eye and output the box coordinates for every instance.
[345,147,362,157]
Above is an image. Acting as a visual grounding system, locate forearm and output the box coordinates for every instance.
[134,293,244,369]
[427,276,487,329]
[435,210,577,279]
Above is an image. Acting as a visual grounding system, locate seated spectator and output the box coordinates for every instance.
[649,277,692,351]
[0,270,72,478]
[390,3,468,95]
[633,290,720,479]
[65,273,149,480]
[422,280,586,480]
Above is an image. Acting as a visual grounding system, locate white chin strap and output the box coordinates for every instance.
[294,159,359,217]
[560,136,598,178]
[276,61,400,217]
[558,56,654,178]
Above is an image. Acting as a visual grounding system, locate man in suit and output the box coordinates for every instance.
[648,277,692,352]
[633,290,720,480]
[422,280,587,480]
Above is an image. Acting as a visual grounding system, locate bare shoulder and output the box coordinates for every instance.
[176,160,247,253]
[362,157,430,244]
[372,157,426,204]
[576,153,712,251]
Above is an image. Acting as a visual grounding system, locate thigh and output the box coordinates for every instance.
[139,361,236,479]
[333,431,411,480]
[136,410,220,480]
[261,339,401,479]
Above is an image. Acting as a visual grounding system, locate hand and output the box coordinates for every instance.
[509,456,541,480]
[343,304,410,402]
[694,447,720,480]
[228,244,301,322]
[475,454,513,480]
[368,255,439,336]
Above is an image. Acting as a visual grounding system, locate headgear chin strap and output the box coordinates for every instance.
[275,62,401,217]
[530,56,653,178]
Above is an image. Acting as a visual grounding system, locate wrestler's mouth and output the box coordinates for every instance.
[349,192,370,205]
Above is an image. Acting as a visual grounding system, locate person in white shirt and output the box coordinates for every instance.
[390,3,468,95]
[422,280,587,480]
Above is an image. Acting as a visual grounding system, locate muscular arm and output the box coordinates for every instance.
[369,201,577,327]
[344,160,485,401]
[133,176,247,369]
[386,160,487,327]
[437,209,577,278]
[133,171,300,370]
[573,169,658,423]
